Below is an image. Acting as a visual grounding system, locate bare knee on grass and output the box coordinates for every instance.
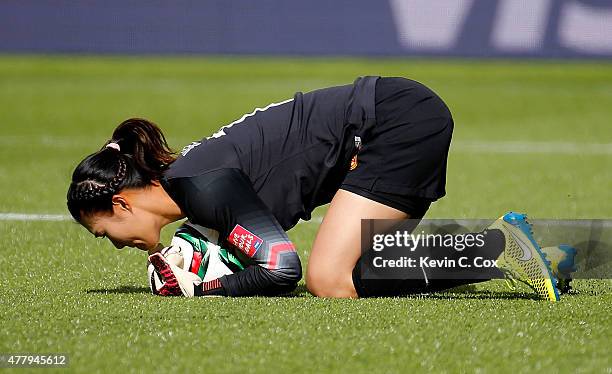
[306,266,357,298]
[306,189,408,298]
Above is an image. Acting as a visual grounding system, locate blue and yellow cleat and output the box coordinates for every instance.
[541,245,577,294]
[488,212,561,302]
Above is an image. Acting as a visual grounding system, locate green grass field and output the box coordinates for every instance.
[1,56,610,373]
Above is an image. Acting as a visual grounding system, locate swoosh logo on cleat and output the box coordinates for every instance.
[510,231,533,261]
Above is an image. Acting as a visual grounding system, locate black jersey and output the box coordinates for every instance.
[161,76,379,296]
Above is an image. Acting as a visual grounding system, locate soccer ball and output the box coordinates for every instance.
[147,227,245,295]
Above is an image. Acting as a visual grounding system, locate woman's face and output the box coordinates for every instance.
[81,195,161,251]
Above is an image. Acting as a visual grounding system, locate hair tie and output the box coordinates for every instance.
[106,142,121,151]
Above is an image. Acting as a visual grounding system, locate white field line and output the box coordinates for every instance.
[1,212,611,228]
[0,136,611,155]
[451,141,612,155]
[0,213,71,221]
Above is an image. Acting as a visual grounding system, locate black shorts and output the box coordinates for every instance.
[340,77,454,218]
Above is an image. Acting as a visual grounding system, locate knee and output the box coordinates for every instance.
[306,268,357,298]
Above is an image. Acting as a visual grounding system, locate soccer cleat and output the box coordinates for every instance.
[541,245,577,294]
[488,212,560,302]
[148,253,201,297]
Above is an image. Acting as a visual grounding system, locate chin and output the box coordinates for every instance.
[133,242,153,251]
[144,242,161,252]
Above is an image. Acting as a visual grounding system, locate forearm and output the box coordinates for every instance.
[219,264,301,296]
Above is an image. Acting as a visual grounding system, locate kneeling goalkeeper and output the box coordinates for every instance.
[67,76,574,300]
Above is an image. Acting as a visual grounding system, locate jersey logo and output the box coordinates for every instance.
[350,155,358,170]
[228,224,264,257]
[349,136,362,171]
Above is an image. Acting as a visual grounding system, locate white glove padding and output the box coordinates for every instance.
[147,234,239,295]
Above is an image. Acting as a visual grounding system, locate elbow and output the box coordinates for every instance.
[278,251,303,285]
[269,249,302,286]
[288,259,303,285]
[254,252,302,297]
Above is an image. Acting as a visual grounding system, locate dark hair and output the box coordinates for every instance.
[67,118,176,223]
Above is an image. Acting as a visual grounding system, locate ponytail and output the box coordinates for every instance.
[67,118,177,222]
[110,118,176,182]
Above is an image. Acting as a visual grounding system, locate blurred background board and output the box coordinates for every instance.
[1,0,612,58]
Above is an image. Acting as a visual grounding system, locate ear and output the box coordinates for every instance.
[111,194,132,213]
